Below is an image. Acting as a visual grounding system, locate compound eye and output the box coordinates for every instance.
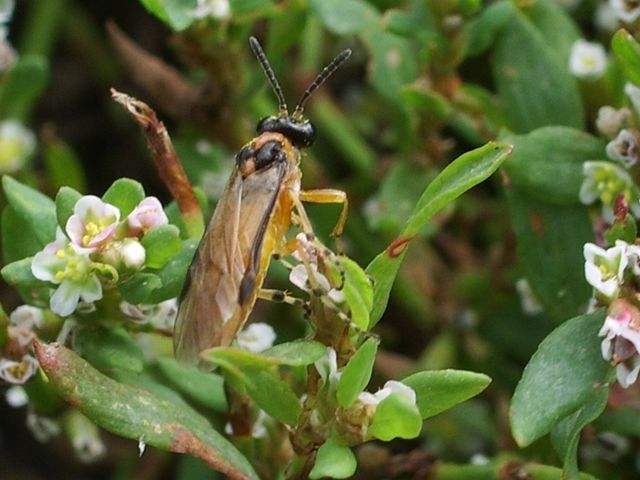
[300,121,317,148]
[257,116,278,134]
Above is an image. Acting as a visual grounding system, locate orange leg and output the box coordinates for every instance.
[298,189,348,238]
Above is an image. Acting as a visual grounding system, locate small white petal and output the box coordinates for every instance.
[9,305,45,329]
[138,438,146,457]
[26,413,60,443]
[5,385,28,407]
[236,322,276,353]
[569,40,607,79]
[50,281,82,317]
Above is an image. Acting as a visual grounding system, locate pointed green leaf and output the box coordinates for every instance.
[2,257,42,286]
[510,311,612,447]
[147,239,198,303]
[0,55,49,120]
[337,337,379,408]
[34,341,258,480]
[612,29,640,86]
[402,369,491,419]
[366,143,511,326]
[2,207,44,263]
[118,273,162,304]
[261,340,326,366]
[339,257,373,330]
[138,0,197,31]
[309,0,379,35]
[245,369,301,425]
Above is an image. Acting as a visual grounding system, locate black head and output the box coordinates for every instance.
[248,36,351,148]
[257,116,317,148]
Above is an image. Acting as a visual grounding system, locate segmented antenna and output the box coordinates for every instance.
[292,48,352,120]
[249,36,289,117]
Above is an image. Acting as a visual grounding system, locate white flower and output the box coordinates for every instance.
[0,120,36,173]
[596,106,631,139]
[119,298,178,329]
[236,323,276,353]
[606,129,639,168]
[224,410,270,438]
[9,305,45,330]
[31,228,102,316]
[26,412,60,443]
[66,196,120,251]
[580,161,640,221]
[596,2,619,31]
[599,300,640,387]
[584,241,628,299]
[193,0,230,19]
[127,197,168,235]
[5,385,28,407]
[515,278,543,315]
[357,380,417,408]
[315,347,341,388]
[610,0,640,23]
[289,263,345,303]
[569,40,607,79]
[0,354,38,384]
[0,0,15,23]
[120,238,146,269]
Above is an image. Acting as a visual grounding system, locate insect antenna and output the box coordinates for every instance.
[292,48,352,120]
[249,36,289,117]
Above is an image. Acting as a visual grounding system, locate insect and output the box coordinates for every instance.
[174,37,352,364]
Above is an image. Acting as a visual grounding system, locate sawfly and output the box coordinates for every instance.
[174,37,351,364]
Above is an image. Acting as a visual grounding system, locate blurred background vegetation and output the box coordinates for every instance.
[2,0,639,478]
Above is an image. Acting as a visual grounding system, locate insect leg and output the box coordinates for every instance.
[258,288,305,306]
[298,189,348,238]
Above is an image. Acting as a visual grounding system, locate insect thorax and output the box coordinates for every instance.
[236,131,298,178]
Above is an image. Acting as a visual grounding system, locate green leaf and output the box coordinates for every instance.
[369,392,422,441]
[510,311,612,447]
[147,239,198,303]
[339,257,373,330]
[55,186,82,231]
[309,436,357,479]
[138,0,197,31]
[337,337,379,408]
[204,341,325,369]
[527,0,581,64]
[245,368,301,425]
[550,388,609,479]
[492,9,584,133]
[102,178,145,217]
[1,257,41,286]
[261,340,327,366]
[402,369,491,420]
[503,127,605,205]
[366,143,511,327]
[612,29,640,86]
[34,341,258,480]
[361,29,419,104]
[464,0,515,58]
[141,225,182,269]
[309,0,379,35]
[0,55,49,120]
[118,273,162,304]
[2,207,44,263]
[74,326,145,374]
[156,357,227,412]
[2,176,56,247]
[506,188,592,320]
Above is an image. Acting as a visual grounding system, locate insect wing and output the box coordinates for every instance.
[174,161,287,364]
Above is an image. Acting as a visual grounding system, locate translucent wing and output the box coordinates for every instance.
[173,161,287,364]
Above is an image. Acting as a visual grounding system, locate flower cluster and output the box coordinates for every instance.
[581,85,640,221]
[0,119,36,174]
[0,305,44,384]
[584,240,640,387]
[31,195,168,317]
